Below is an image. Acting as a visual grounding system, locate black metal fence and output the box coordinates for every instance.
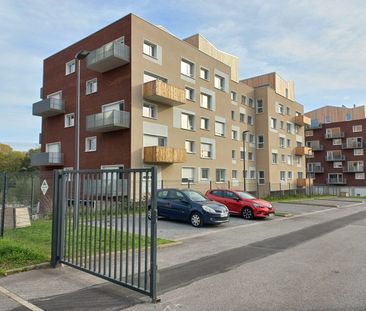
[51,167,158,301]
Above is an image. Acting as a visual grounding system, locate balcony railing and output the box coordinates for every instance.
[32,98,65,117]
[309,144,323,151]
[325,132,344,139]
[143,146,186,164]
[31,152,64,166]
[327,178,347,185]
[305,123,322,130]
[294,146,312,156]
[342,141,363,149]
[86,110,130,132]
[326,154,345,161]
[143,80,186,106]
[297,178,312,187]
[294,115,311,126]
[87,39,130,73]
[307,167,324,173]
[343,166,364,173]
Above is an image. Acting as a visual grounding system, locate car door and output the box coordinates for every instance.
[223,191,242,214]
[157,190,171,217]
[168,190,190,220]
[209,190,225,204]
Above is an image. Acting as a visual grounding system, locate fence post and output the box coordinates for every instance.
[51,170,63,267]
[150,166,159,303]
[228,180,230,189]
[1,173,7,238]
[210,181,212,190]
[30,174,34,218]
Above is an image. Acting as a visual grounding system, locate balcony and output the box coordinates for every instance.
[86,110,130,133]
[31,152,64,166]
[327,178,347,185]
[324,132,344,139]
[86,39,130,73]
[143,146,186,164]
[342,141,363,149]
[326,154,345,161]
[307,167,324,173]
[143,80,186,106]
[305,123,322,130]
[294,146,312,156]
[294,115,311,126]
[297,178,312,187]
[343,165,364,173]
[32,98,65,117]
[309,144,323,151]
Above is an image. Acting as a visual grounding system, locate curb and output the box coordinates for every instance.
[1,263,50,277]
[276,201,339,208]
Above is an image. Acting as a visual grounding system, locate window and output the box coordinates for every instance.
[86,78,97,95]
[231,91,237,102]
[333,162,343,168]
[185,140,195,153]
[277,103,284,114]
[287,171,293,179]
[181,59,194,78]
[353,125,362,132]
[143,134,166,147]
[279,137,285,148]
[240,113,245,123]
[280,171,286,181]
[185,87,195,101]
[65,60,75,75]
[214,74,225,91]
[85,137,97,152]
[247,115,253,125]
[200,117,209,130]
[280,121,284,130]
[345,113,352,121]
[325,115,332,123]
[231,111,235,121]
[231,129,238,140]
[143,102,157,118]
[281,154,286,163]
[143,72,167,83]
[248,98,254,108]
[181,113,194,130]
[286,123,293,133]
[216,169,226,182]
[181,167,195,183]
[201,143,212,159]
[201,168,209,181]
[354,149,364,156]
[256,99,263,113]
[287,155,292,165]
[285,88,289,98]
[333,138,342,145]
[200,67,209,80]
[257,135,264,149]
[295,125,300,134]
[286,107,291,115]
[241,95,247,105]
[270,118,277,129]
[305,130,313,137]
[64,113,74,128]
[231,150,236,160]
[258,171,265,184]
[355,173,365,180]
[272,153,278,164]
[250,170,255,179]
[200,93,212,109]
[215,121,225,136]
[248,152,254,161]
[232,170,238,180]
[240,150,245,160]
[287,139,291,147]
[143,41,157,58]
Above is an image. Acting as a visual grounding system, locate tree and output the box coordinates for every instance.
[0,144,39,172]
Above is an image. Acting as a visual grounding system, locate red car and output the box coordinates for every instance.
[205,189,275,219]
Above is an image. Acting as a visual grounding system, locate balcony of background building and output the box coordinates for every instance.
[326,154,345,161]
[86,110,130,132]
[343,163,364,173]
[294,146,312,156]
[342,141,363,149]
[32,98,65,117]
[307,142,323,151]
[324,131,344,139]
[31,152,64,166]
[143,146,186,164]
[143,80,186,106]
[305,123,322,130]
[297,178,313,188]
[294,115,311,126]
[86,38,130,73]
[327,178,346,185]
[307,166,324,173]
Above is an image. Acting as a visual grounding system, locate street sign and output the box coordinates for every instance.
[41,180,49,195]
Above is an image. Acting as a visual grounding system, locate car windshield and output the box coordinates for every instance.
[182,190,207,202]
[237,191,256,199]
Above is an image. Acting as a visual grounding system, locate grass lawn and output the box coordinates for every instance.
[0,220,172,276]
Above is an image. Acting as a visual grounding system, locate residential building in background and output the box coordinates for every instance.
[31,13,309,203]
[305,106,366,196]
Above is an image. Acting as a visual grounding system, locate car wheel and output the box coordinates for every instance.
[190,212,203,227]
[242,207,254,220]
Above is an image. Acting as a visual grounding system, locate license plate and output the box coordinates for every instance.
[221,212,228,217]
[268,213,274,217]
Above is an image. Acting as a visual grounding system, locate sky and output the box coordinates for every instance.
[1,0,365,151]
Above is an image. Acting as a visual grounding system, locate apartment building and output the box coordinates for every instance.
[31,13,309,200]
[305,106,366,196]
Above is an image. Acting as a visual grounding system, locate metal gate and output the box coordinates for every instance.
[51,167,158,301]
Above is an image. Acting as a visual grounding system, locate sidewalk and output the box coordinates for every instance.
[0,202,365,311]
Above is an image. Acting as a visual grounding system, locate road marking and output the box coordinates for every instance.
[175,203,365,242]
[0,286,44,311]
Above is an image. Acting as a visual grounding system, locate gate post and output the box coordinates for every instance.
[51,170,64,267]
[1,173,7,238]
[150,166,159,303]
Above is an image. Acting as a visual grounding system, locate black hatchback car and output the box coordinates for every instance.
[149,189,229,227]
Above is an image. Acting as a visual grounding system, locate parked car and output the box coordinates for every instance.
[149,189,229,227]
[205,189,275,219]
